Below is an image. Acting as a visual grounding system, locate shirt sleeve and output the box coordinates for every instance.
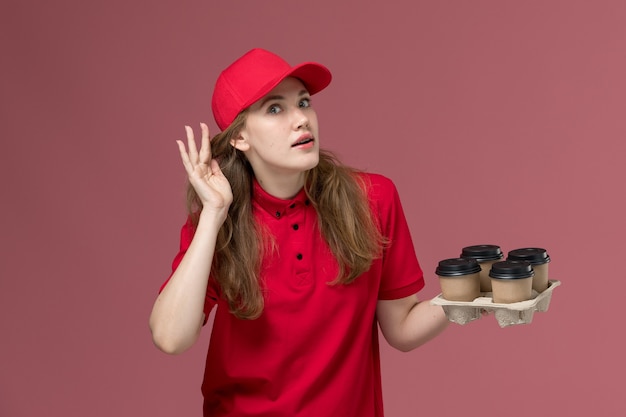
[366,174,425,300]
[158,216,219,321]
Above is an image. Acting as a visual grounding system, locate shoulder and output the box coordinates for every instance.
[357,172,399,201]
[356,172,404,223]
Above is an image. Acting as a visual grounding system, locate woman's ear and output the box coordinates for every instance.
[230,133,250,151]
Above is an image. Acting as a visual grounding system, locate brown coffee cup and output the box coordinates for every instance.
[460,244,504,292]
[489,260,534,303]
[507,248,551,292]
[436,258,481,302]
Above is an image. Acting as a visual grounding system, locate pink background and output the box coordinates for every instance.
[2,1,624,416]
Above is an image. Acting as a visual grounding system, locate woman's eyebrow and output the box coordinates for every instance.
[258,90,309,107]
[258,95,284,107]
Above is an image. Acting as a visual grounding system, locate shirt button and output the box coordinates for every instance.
[296,253,303,260]
[304,200,310,206]
[292,224,299,231]
[275,211,281,218]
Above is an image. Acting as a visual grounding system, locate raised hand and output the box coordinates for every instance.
[176,123,233,222]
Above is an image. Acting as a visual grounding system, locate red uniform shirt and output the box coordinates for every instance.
[164,173,425,416]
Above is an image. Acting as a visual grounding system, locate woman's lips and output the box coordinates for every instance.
[292,134,314,147]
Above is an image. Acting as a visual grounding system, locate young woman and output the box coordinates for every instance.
[149,48,450,417]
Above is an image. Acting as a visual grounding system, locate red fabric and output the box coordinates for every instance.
[162,173,425,417]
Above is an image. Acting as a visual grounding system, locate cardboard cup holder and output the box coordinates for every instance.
[431,280,561,328]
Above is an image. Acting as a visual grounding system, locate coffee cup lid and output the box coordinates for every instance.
[436,258,481,277]
[460,244,503,262]
[489,260,534,279]
[507,247,550,265]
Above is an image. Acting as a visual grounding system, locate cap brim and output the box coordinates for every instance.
[241,62,332,111]
[289,62,333,95]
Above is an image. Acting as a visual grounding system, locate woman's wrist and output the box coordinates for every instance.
[196,207,228,231]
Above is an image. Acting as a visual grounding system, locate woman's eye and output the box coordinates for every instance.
[268,104,282,114]
[299,98,311,108]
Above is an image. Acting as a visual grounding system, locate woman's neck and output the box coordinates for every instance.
[254,172,306,199]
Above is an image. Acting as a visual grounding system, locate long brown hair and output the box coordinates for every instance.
[186,111,385,319]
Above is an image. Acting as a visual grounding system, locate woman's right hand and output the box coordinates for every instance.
[177,123,233,222]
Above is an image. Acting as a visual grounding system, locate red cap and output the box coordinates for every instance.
[211,48,332,130]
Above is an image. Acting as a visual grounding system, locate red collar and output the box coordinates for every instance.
[252,179,310,219]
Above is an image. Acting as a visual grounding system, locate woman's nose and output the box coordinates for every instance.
[293,109,309,129]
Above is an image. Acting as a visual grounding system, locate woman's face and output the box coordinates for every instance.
[233,77,320,188]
